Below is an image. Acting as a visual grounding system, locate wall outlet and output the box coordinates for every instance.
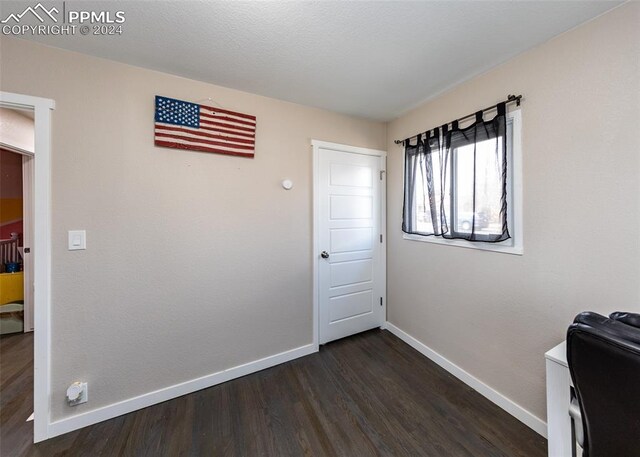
[66,382,88,406]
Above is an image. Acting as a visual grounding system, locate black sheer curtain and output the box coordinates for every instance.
[402,102,510,242]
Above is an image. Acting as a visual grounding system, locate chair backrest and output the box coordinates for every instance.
[610,311,640,329]
[567,312,640,457]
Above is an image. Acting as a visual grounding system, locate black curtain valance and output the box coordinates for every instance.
[395,94,521,146]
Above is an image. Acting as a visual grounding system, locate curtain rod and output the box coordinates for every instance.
[394,94,522,145]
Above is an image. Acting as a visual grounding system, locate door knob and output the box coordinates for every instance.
[321,251,330,259]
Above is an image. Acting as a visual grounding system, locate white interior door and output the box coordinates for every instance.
[22,154,34,331]
[314,141,386,345]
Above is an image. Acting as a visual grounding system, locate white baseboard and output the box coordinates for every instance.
[46,326,547,440]
[385,322,547,438]
[46,343,317,440]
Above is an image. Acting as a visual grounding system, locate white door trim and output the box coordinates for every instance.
[0,142,34,156]
[312,140,387,349]
[1,91,55,443]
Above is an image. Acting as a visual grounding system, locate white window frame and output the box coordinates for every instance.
[403,109,523,255]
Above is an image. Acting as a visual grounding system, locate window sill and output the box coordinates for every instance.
[402,233,523,256]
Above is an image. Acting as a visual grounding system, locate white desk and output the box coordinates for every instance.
[545,341,580,457]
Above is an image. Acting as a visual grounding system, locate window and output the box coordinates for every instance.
[403,108,522,255]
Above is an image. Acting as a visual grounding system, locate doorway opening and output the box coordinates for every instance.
[0,92,54,444]
[1,107,34,335]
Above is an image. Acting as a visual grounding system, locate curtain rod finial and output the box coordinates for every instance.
[507,94,522,106]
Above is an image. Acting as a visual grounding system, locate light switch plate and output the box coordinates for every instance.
[68,230,86,250]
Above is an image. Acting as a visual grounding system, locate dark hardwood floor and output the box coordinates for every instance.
[1,329,546,456]
[1,331,34,456]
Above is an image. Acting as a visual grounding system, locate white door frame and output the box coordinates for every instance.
[312,140,387,349]
[1,91,55,443]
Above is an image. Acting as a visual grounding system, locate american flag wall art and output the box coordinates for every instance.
[154,96,256,158]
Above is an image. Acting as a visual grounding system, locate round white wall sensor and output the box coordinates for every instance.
[281,179,293,190]
[67,383,82,401]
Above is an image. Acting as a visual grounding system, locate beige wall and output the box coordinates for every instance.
[387,2,640,421]
[0,107,34,153]
[0,37,386,421]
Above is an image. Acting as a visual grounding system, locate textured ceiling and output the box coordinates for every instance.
[1,1,622,120]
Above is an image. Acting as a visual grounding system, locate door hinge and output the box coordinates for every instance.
[24,247,31,253]
[380,234,383,243]
[379,170,386,181]
[380,297,383,307]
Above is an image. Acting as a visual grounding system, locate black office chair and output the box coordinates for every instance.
[566,311,640,457]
